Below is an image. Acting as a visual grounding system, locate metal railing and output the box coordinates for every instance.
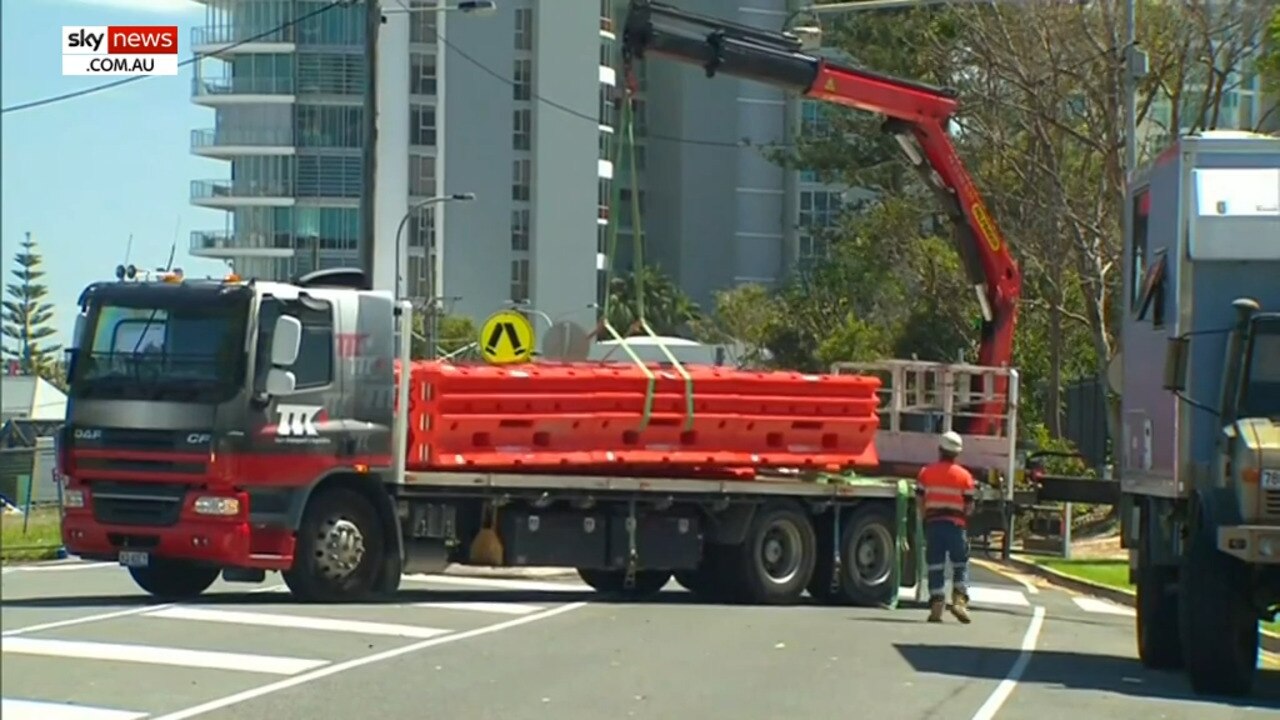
[192,76,295,97]
[191,127,293,149]
[191,24,293,47]
[191,179,293,200]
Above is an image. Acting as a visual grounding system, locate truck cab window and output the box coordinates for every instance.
[255,297,334,390]
[1241,320,1280,419]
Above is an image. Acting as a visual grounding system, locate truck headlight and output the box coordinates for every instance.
[63,489,85,509]
[193,496,241,516]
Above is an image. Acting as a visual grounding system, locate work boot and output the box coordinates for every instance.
[927,597,945,623]
[950,589,972,624]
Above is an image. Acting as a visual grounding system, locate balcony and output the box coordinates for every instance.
[191,128,294,157]
[190,230,295,259]
[191,24,296,55]
[192,76,295,105]
[191,179,295,208]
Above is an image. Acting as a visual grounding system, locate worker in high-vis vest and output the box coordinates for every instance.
[916,430,977,624]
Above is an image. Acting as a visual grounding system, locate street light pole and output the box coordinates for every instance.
[394,192,476,302]
[360,0,498,288]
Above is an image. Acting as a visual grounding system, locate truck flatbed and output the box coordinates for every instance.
[401,470,906,499]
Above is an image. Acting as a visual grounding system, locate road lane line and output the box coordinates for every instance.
[148,600,589,720]
[1071,597,1134,617]
[402,573,591,592]
[1,584,284,637]
[1,637,326,675]
[0,698,148,720]
[13,562,115,573]
[147,606,450,639]
[970,605,1046,720]
[412,601,542,615]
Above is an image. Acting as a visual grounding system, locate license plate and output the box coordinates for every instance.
[118,551,150,568]
[1262,469,1280,491]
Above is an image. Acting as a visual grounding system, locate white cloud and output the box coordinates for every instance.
[67,0,202,13]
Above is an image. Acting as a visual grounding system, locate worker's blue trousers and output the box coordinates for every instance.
[925,520,969,600]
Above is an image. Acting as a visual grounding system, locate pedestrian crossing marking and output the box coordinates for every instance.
[0,698,148,720]
[413,601,542,615]
[1,637,326,675]
[146,607,450,639]
[967,585,1031,608]
[1072,597,1135,616]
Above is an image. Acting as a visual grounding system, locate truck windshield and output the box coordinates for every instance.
[69,292,250,402]
[1241,317,1280,420]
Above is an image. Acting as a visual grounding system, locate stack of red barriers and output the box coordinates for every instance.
[397,361,881,477]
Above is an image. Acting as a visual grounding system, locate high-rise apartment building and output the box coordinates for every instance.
[188,0,838,328]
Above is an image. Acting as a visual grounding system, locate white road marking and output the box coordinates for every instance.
[11,562,115,573]
[1,637,326,675]
[148,601,589,720]
[1,584,285,638]
[147,606,450,639]
[1072,597,1135,616]
[970,605,1046,720]
[967,585,1030,608]
[0,698,148,720]
[412,601,542,615]
[403,573,591,593]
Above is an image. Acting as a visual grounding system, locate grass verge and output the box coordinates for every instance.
[1036,557,1280,635]
[1,507,64,562]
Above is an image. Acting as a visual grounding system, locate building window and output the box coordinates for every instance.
[512,158,531,201]
[513,59,532,101]
[599,86,617,127]
[799,190,843,229]
[618,188,645,228]
[410,104,436,146]
[408,1,438,43]
[291,207,360,250]
[514,8,532,51]
[801,100,829,136]
[294,154,362,198]
[410,52,437,95]
[600,44,613,67]
[597,178,610,221]
[513,108,531,150]
[799,169,819,184]
[510,258,530,302]
[406,254,429,300]
[799,234,831,263]
[511,209,530,251]
[295,105,362,148]
[408,206,435,249]
[297,53,364,95]
[409,154,436,197]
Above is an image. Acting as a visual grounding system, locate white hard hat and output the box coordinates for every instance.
[939,431,964,454]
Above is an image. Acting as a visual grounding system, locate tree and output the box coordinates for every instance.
[604,265,702,337]
[411,312,477,359]
[2,232,62,380]
[1259,5,1280,127]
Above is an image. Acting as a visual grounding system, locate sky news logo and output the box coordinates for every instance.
[62,25,179,76]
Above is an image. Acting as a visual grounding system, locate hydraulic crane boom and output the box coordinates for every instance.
[622,0,1022,435]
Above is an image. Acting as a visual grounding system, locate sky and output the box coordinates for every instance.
[1,0,229,349]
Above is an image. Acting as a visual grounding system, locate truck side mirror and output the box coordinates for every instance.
[270,315,303,367]
[265,368,296,396]
[1162,336,1189,392]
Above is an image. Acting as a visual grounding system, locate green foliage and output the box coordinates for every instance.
[605,265,702,337]
[411,313,477,359]
[1259,5,1280,98]
[1,233,62,381]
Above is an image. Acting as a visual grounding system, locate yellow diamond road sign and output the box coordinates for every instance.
[479,310,535,365]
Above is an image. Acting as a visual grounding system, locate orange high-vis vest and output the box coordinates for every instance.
[917,460,977,526]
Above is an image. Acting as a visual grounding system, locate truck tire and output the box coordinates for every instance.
[837,504,897,607]
[577,568,671,597]
[726,500,816,605]
[283,488,386,603]
[1135,523,1182,669]
[129,559,219,600]
[1178,522,1258,696]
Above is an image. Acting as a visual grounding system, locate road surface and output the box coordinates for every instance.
[1,559,1277,720]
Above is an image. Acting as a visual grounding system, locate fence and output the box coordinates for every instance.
[0,440,67,561]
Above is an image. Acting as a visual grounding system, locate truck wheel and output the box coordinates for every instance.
[1135,524,1182,669]
[577,568,671,597]
[1178,523,1258,696]
[283,488,386,603]
[838,504,897,607]
[729,500,816,605]
[129,559,219,600]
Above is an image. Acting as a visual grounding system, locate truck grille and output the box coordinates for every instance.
[1264,490,1280,519]
[91,481,186,527]
[71,428,211,479]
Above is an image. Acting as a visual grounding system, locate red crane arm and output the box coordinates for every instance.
[622,1,1022,433]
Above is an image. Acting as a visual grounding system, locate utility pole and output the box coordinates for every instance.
[359,0,381,285]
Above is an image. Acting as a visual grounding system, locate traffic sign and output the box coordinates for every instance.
[479,310,535,365]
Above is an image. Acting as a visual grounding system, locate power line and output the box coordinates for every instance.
[1,0,350,115]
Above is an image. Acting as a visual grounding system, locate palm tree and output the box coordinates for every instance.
[604,265,702,337]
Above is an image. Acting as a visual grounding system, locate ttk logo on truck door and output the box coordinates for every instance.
[275,404,324,438]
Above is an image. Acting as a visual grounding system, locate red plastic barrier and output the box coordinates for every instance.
[402,360,881,473]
